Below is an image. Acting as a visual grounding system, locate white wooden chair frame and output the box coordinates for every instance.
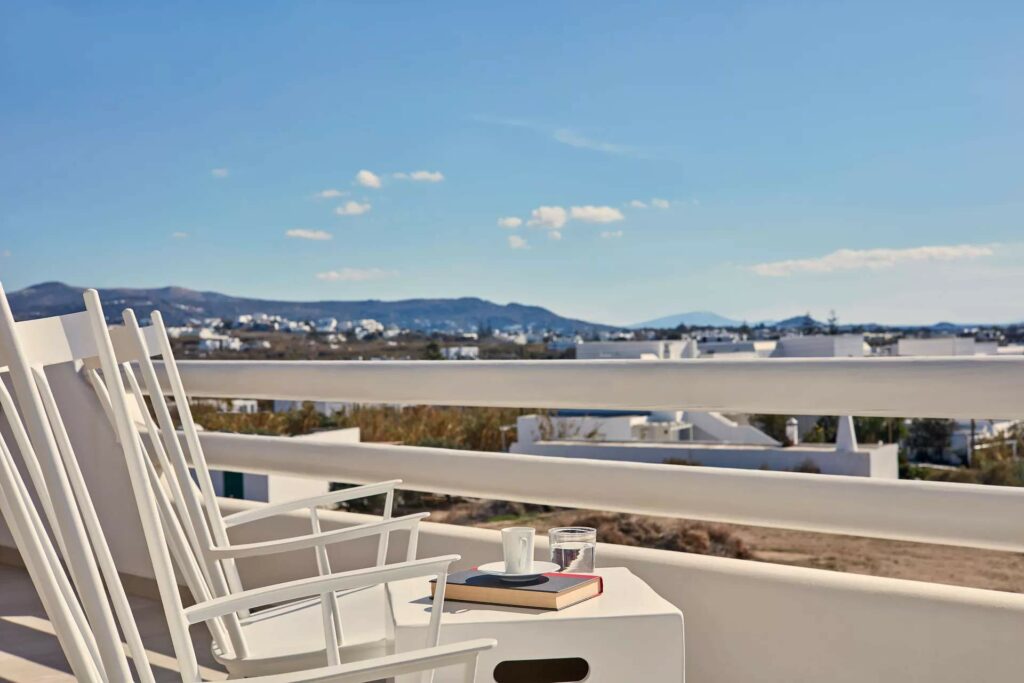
[88,301,441,676]
[0,283,494,682]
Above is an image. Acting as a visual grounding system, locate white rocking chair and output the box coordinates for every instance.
[90,298,447,677]
[0,282,495,682]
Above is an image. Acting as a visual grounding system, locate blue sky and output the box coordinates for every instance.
[2,1,1022,326]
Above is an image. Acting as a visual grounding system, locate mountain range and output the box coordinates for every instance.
[631,312,829,330]
[8,283,1012,333]
[629,311,742,329]
[5,282,613,333]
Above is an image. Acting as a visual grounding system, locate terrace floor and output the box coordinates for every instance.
[0,562,228,682]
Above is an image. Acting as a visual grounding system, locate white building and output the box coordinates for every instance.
[576,340,691,360]
[273,399,349,418]
[193,398,259,414]
[441,346,479,360]
[314,317,338,333]
[512,413,897,477]
[548,332,897,476]
[772,334,866,358]
[696,330,742,343]
[897,337,977,356]
[515,411,778,447]
[697,340,776,358]
[950,419,1020,461]
[196,329,242,352]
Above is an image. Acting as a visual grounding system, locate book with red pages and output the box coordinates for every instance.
[429,569,603,610]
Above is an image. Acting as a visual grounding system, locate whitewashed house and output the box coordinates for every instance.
[577,340,691,359]
[442,346,479,360]
[314,317,338,333]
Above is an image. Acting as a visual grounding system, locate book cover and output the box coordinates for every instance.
[430,570,602,610]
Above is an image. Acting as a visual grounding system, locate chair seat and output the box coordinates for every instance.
[212,584,392,678]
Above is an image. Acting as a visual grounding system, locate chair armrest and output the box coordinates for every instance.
[207,512,428,560]
[246,639,497,682]
[222,479,403,528]
[184,555,459,624]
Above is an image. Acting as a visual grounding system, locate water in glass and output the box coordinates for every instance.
[549,527,597,572]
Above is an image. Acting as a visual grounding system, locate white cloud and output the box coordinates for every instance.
[497,216,523,229]
[552,128,638,156]
[315,189,347,199]
[355,169,382,189]
[508,235,528,249]
[548,230,562,241]
[335,200,372,216]
[394,170,444,182]
[316,267,397,282]
[570,205,625,223]
[477,116,647,158]
[527,206,568,230]
[171,231,189,239]
[210,168,229,178]
[601,230,624,239]
[651,198,670,209]
[628,200,647,209]
[286,229,332,241]
[750,244,995,277]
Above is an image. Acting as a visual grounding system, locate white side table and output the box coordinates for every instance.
[388,567,684,682]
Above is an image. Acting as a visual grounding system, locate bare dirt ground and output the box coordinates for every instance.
[428,501,1024,594]
[727,522,1024,593]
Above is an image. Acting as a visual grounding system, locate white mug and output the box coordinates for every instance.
[501,527,535,574]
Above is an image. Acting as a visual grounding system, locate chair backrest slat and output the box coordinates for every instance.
[32,367,158,683]
[117,309,249,655]
[120,363,214,585]
[90,362,235,655]
[142,310,247,596]
[82,289,205,682]
[0,382,105,682]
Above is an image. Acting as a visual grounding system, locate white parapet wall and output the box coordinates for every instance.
[510,439,900,478]
[216,497,1024,683]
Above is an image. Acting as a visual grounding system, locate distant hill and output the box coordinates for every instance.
[771,314,825,330]
[630,311,742,329]
[6,282,614,333]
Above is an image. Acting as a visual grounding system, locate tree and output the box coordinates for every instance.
[749,414,790,443]
[422,341,443,360]
[827,310,839,335]
[906,418,955,461]
[802,415,906,444]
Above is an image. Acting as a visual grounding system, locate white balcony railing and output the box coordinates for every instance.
[161,357,1024,553]
[170,356,1024,418]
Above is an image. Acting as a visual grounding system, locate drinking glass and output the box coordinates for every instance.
[549,527,596,573]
